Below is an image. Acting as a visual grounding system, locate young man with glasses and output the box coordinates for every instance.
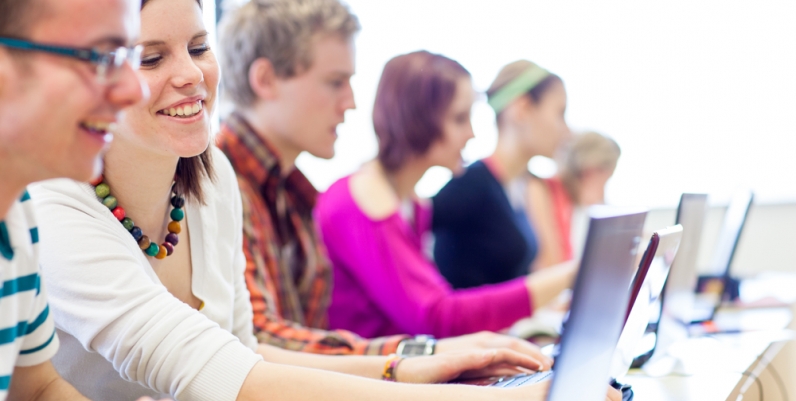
[0,0,145,399]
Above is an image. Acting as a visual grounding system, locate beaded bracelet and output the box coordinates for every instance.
[381,353,404,382]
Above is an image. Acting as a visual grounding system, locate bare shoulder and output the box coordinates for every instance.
[349,163,399,221]
[527,176,553,211]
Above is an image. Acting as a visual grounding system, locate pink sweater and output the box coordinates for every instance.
[315,176,532,338]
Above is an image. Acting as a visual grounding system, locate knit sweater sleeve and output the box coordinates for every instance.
[31,180,261,401]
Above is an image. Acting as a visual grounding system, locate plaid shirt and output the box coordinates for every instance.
[217,113,406,355]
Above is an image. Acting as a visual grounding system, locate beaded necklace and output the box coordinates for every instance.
[90,175,185,259]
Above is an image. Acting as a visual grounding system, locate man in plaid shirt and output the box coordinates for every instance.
[216,0,553,361]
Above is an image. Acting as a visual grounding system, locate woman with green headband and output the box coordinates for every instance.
[433,60,573,291]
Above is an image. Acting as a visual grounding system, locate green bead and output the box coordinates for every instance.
[95,183,110,198]
[145,242,160,256]
[121,217,135,231]
[102,196,118,210]
[170,208,185,221]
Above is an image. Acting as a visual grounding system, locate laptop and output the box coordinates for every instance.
[611,225,683,371]
[667,191,754,325]
[480,207,647,401]
[662,193,708,324]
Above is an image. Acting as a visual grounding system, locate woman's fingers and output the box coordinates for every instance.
[606,386,623,401]
[398,348,549,384]
[448,349,545,380]
[458,365,524,379]
[502,339,554,370]
[466,349,544,372]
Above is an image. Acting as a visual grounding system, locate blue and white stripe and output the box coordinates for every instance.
[0,190,59,400]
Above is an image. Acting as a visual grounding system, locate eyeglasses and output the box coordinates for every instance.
[0,37,142,85]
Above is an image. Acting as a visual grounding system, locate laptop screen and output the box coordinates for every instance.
[706,191,754,277]
[667,193,708,294]
[547,207,646,401]
[700,191,754,319]
[609,226,682,377]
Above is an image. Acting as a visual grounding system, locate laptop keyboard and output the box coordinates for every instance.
[489,371,554,388]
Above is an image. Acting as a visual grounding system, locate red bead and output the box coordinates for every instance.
[89,175,104,186]
[165,232,179,246]
[162,242,174,256]
[112,206,126,221]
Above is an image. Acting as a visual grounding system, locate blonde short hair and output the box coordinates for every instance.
[562,131,621,177]
[559,132,620,203]
[218,0,360,107]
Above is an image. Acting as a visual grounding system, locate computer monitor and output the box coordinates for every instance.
[702,190,754,320]
[667,194,708,295]
[662,194,708,323]
[663,191,754,325]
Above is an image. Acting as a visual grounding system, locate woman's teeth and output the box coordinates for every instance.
[161,101,203,118]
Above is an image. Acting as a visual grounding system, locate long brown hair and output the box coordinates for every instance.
[142,0,215,204]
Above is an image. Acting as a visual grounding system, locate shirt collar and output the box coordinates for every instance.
[217,112,319,211]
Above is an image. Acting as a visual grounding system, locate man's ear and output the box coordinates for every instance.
[248,57,279,101]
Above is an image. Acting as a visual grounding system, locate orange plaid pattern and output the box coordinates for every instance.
[217,114,406,355]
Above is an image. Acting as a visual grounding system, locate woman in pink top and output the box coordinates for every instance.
[316,51,577,339]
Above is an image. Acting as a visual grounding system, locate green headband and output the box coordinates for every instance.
[487,65,551,114]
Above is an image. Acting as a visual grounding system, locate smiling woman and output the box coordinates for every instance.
[135,0,215,204]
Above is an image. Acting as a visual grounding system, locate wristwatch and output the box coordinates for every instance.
[396,335,437,357]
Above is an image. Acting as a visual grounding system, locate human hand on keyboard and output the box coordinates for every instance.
[436,331,553,371]
[396,348,545,383]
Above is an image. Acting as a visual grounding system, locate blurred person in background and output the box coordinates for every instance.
[432,60,573,289]
[0,0,145,399]
[217,0,555,361]
[529,131,621,267]
[315,51,577,340]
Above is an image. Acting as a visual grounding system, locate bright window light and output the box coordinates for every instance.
[280,1,796,207]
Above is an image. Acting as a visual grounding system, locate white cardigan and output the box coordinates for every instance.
[30,147,262,401]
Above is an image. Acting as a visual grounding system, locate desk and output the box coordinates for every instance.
[624,308,793,401]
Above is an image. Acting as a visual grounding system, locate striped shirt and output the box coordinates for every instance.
[217,113,407,355]
[0,191,59,400]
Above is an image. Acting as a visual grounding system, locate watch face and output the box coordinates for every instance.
[402,343,427,356]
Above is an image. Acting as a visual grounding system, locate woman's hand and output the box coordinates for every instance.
[435,331,553,370]
[395,348,544,383]
[526,259,578,310]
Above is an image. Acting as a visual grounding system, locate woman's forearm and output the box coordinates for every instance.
[237,361,503,401]
[257,344,386,379]
[526,260,577,310]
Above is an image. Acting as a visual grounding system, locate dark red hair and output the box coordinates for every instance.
[373,50,470,172]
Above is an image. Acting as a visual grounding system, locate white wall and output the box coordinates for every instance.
[292,0,796,209]
[212,0,796,274]
[645,202,796,277]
